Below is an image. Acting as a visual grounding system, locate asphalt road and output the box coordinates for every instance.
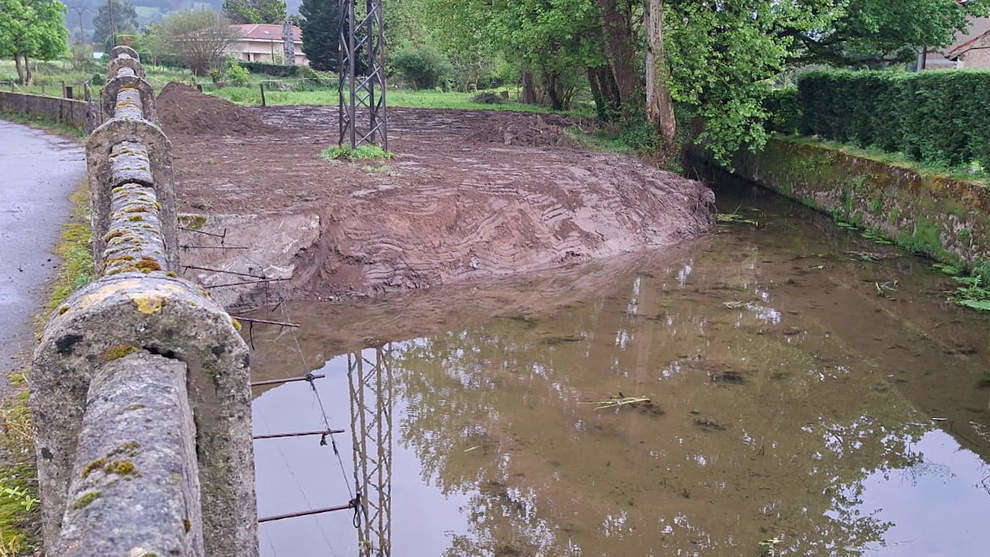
[0,119,85,375]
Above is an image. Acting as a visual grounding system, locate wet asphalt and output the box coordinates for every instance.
[0,119,85,376]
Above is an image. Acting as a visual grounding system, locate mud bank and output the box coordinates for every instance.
[158,84,714,309]
[732,136,990,272]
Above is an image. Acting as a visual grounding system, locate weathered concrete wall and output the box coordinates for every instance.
[30,47,258,557]
[733,137,990,270]
[0,91,92,129]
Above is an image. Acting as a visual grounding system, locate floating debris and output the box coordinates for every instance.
[596,393,651,410]
[875,280,899,297]
[848,251,886,262]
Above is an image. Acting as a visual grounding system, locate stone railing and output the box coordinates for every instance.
[0,90,99,130]
[30,46,258,557]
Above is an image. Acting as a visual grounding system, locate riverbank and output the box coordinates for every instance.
[729,136,990,302]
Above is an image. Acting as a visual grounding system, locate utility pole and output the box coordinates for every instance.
[108,0,117,46]
[338,0,388,150]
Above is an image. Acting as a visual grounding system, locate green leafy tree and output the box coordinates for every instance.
[665,0,834,163]
[0,0,69,85]
[91,0,138,43]
[222,0,287,25]
[425,0,603,108]
[786,0,990,66]
[298,0,342,72]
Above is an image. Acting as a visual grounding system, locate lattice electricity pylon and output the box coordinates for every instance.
[348,345,393,557]
[338,0,388,150]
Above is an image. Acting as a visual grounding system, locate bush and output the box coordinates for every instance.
[391,45,453,90]
[797,70,990,170]
[211,58,251,87]
[240,61,301,77]
[226,60,250,86]
[763,88,800,135]
[472,91,506,105]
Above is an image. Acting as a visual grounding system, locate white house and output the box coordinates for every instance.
[226,24,309,66]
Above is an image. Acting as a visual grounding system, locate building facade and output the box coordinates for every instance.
[226,24,309,66]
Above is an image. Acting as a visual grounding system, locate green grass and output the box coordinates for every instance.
[209,84,592,116]
[0,111,87,140]
[0,386,37,556]
[0,186,92,555]
[44,188,93,318]
[321,144,393,162]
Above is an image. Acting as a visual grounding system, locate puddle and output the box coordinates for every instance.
[247,178,990,556]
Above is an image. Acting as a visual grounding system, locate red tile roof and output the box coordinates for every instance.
[229,24,302,42]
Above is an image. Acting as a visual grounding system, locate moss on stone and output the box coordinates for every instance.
[72,490,101,510]
[105,459,136,476]
[128,215,143,222]
[81,458,107,479]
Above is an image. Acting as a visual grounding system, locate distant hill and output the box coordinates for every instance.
[63,0,303,41]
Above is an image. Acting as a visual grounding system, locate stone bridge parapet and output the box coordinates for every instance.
[30,48,258,557]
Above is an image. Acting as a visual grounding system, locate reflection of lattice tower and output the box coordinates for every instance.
[348,346,393,557]
[338,0,388,149]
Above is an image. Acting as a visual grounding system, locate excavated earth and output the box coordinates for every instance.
[157,83,714,309]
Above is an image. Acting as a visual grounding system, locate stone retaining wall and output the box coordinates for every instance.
[733,137,990,271]
[30,46,258,557]
[0,91,98,130]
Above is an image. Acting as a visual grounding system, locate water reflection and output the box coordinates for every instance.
[249,182,990,556]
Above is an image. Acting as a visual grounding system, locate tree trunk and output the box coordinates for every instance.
[586,66,621,120]
[14,55,25,85]
[24,55,33,86]
[543,70,566,111]
[595,0,639,106]
[521,72,537,104]
[645,0,676,149]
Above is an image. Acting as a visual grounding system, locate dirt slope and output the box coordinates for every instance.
[159,86,714,303]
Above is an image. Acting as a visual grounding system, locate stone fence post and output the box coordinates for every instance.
[30,45,258,557]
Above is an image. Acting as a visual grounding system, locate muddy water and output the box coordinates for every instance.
[247,177,990,556]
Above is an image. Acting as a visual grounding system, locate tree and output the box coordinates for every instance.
[664,0,834,163]
[91,0,139,43]
[157,9,236,76]
[644,0,675,151]
[298,0,342,71]
[222,0,287,25]
[0,0,69,85]
[785,0,990,66]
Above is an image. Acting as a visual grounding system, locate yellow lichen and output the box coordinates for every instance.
[231,318,242,331]
[105,345,139,361]
[134,258,162,273]
[132,294,163,314]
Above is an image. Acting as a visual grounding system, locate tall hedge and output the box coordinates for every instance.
[797,70,990,170]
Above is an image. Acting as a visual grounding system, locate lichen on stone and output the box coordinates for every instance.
[105,344,138,362]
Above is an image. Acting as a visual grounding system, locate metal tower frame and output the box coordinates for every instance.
[348,346,393,557]
[338,0,388,150]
